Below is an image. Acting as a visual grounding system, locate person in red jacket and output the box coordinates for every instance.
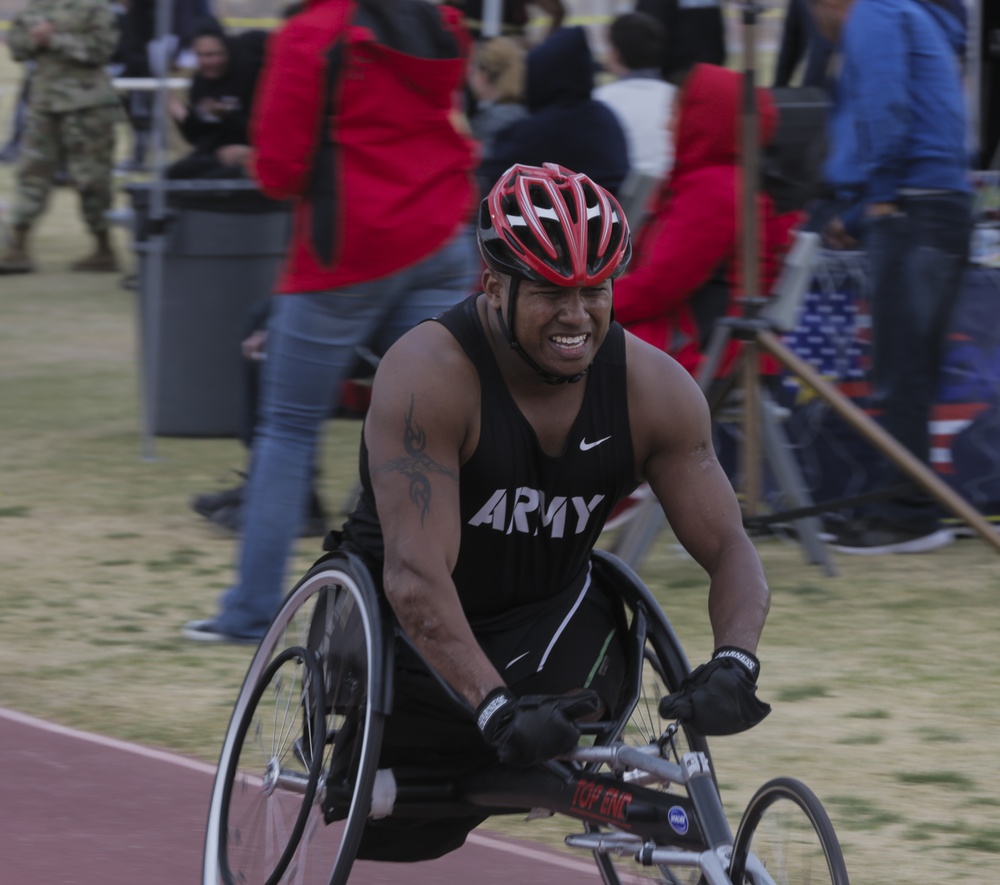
[613,63,797,380]
[183,0,480,644]
[602,64,797,532]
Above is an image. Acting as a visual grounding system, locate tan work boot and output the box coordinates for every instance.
[0,226,35,274]
[71,231,120,272]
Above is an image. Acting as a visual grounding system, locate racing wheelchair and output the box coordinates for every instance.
[202,549,850,885]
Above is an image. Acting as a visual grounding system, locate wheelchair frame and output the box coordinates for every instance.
[202,549,850,885]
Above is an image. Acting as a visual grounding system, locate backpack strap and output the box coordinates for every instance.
[308,19,351,267]
[353,0,460,58]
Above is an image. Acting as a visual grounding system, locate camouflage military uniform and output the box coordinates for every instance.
[6,0,122,235]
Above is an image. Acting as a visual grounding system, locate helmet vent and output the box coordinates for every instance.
[477,163,632,286]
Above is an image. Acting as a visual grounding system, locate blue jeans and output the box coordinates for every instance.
[213,227,480,638]
[864,192,972,531]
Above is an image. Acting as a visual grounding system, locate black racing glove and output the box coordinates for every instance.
[476,688,601,766]
[658,647,771,736]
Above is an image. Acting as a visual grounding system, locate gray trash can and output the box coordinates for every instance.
[127,180,291,437]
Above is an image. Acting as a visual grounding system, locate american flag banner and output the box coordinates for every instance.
[773,251,1000,521]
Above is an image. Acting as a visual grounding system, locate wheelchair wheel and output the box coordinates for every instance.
[583,553,713,884]
[589,637,712,885]
[729,777,850,885]
[217,646,326,885]
[203,554,388,885]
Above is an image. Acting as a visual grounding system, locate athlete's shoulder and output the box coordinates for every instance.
[372,307,480,412]
[623,329,695,391]
[366,307,481,465]
[623,329,711,437]
[386,312,468,364]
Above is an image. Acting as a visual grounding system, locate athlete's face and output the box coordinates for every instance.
[193,35,230,80]
[485,270,613,376]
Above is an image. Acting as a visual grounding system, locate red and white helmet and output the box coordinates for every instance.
[478,163,632,286]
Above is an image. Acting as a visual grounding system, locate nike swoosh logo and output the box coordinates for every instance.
[579,435,612,451]
[505,651,531,670]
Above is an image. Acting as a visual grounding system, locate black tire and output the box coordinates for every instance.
[586,555,713,885]
[203,553,388,885]
[729,777,850,885]
[218,646,327,885]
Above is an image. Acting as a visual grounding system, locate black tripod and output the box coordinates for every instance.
[611,0,1000,571]
[612,228,840,574]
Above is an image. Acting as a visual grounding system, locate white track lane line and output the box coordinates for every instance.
[0,706,218,775]
[0,707,600,876]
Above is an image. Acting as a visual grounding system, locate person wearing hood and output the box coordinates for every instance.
[612,64,798,379]
[478,26,629,197]
[182,0,480,645]
[809,0,972,555]
[165,20,258,179]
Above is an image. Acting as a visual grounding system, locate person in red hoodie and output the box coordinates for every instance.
[613,63,797,380]
[183,0,480,644]
[603,64,797,531]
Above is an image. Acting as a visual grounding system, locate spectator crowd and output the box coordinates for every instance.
[0,0,986,645]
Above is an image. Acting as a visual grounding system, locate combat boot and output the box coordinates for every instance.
[0,226,34,274]
[71,230,120,272]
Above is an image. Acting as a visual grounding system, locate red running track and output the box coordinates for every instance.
[0,708,601,884]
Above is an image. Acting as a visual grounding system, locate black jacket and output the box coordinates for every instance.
[178,37,259,153]
[634,0,725,82]
[478,27,629,196]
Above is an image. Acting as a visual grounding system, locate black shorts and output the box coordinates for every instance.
[356,570,628,862]
[474,572,628,709]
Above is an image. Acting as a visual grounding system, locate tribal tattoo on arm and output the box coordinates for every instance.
[373,395,457,526]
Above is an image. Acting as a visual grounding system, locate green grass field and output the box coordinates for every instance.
[1,46,999,883]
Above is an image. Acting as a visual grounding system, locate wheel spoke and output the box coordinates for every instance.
[204,557,386,885]
[587,639,710,885]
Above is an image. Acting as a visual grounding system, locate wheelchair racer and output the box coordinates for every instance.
[338,163,771,860]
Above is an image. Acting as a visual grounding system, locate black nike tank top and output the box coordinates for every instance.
[342,294,636,625]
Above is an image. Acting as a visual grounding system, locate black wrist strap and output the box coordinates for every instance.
[713,646,760,680]
[476,687,514,736]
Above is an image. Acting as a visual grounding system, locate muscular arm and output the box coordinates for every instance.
[845,7,908,204]
[365,324,504,710]
[628,338,769,654]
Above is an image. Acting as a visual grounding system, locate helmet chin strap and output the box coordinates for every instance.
[495,276,589,385]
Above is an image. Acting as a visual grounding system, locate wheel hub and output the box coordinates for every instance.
[262,757,281,796]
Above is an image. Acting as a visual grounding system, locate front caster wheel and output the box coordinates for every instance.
[729,777,850,885]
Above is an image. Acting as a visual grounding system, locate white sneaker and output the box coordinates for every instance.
[831,524,954,555]
[181,619,260,645]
